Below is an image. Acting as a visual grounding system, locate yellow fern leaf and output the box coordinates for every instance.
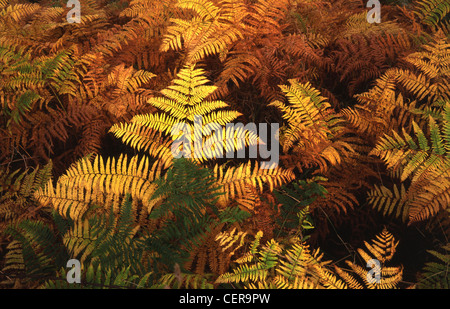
[214,161,295,207]
[35,154,164,220]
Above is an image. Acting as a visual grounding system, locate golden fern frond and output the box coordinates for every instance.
[341,11,405,38]
[353,68,398,114]
[371,119,449,182]
[216,231,336,288]
[275,241,324,281]
[313,265,349,289]
[350,93,417,143]
[200,109,243,126]
[371,104,450,223]
[215,231,275,285]
[395,69,435,101]
[0,0,8,9]
[2,240,25,273]
[395,32,450,104]
[112,65,259,163]
[269,80,332,143]
[161,0,245,65]
[156,67,217,107]
[335,228,403,289]
[214,161,295,207]
[234,185,261,212]
[130,113,183,136]
[360,228,399,264]
[216,263,269,284]
[109,122,174,169]
[34,154,164,220]
[341,106,386,143]
[212,50,261,96]
[215,227,248,257]
[63,219,97,265]
[333,265,363,289]
[0,2,41,25]
[407,168,450,223]
[266,275,320,289]
[437,18,450,36]
[270,79,354,173]
[368,184,410,222]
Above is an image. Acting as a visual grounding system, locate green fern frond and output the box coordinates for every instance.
[416,243,450,289]
[273,180,325,238]
[154,271,214,289]
[414,0,450,29]
[147,158,248,273]
[5,195,153,287]
[216,231,332,289]
[373,118,450,183]
[0,162,53,231]
[44,264,152,289]
[372,104,450,223]
[4,218,68,278]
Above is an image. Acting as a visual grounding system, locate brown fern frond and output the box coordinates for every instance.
[332,32,411,96]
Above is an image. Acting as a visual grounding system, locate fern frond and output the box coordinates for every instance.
[4,219,67,278]
[109,122,174,169]
[334,265,364,289]
[414,0,450,29]
[214,161,295,207]
[216,263,269,284]
[216,231,333,288]
[0,162,53,232]
[155,272,214,289]
[271,275,319,289]
[44,264,151,289]
[161,0,245,64]
[334,228,402,289]
[372,104,450,223]
[147,158,248,272]
[35,154,163,220]
[215,227,248,256]
[416,243,450,289]
[270,79,353,173]
[368,184,410,222]
[396,33,450,103]
[112,65,255,163]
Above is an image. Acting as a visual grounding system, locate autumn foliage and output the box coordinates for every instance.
[0,0,449,289]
